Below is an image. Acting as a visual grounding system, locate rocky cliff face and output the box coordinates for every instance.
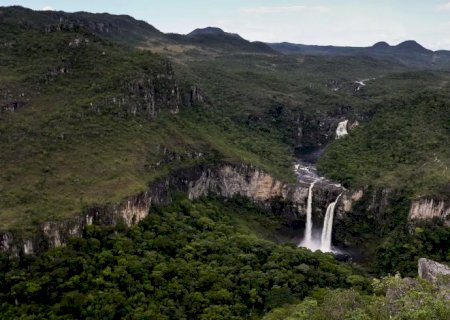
[294,111,360,152]
[418,258,450,283]
[86,61,205,119]
[409,198,450,223]
[331,186,408,252]
[340,189,364,214]
[339,188,450,225]
[122,62,205,118]
[0,163,341,255]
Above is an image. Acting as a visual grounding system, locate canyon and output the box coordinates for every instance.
[1,117,447,256]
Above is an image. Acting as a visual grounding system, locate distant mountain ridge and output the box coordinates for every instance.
[269,40,434,55]
[171,26,276,54]
[1,5,450,67]
[0,6,275,54]
[188,27,242,39]
[268,40,450,68]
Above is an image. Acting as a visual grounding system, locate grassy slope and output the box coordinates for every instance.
[0,14,413,231]
[2,9,450,232]
[0,25,294,230]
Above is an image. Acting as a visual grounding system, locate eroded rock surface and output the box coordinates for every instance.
[0,163,342,255]
[418,258,450,283]
[409,199,450,223]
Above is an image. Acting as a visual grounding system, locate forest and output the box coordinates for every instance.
[1,198,363,319]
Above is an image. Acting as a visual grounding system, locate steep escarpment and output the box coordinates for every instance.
[1,6,449,283]
[0,163,344,255]
[115,63,205,118]
[409,198,450,223]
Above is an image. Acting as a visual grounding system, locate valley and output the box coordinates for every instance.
[0,4,449,319]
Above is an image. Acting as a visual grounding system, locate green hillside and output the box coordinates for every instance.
[317,91,450,197]
[0,22,294,230]
[2,5,450,231]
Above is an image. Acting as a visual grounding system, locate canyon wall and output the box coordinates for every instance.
[0,163,341,255]
[409,198,450,224]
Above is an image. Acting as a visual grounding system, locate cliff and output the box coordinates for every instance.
[418,258,450,283]
[0,163,342,255]
[409,198,450,224]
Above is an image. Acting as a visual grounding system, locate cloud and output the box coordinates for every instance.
[437,2,450,11]
[240,5,329,14]
[41,6,54,11]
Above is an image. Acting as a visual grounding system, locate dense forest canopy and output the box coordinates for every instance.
[0,198,363,319]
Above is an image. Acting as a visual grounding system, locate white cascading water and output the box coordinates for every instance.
[299,179,320,250]
[296,164,344,253]
[320,193,342,252]
[335,120,348,139]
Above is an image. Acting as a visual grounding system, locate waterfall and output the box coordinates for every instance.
[336,120,348,139]
[320,193,342,252]
[299,179,319,249]
[296,163,344,253]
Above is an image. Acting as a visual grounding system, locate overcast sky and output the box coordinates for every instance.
[3,0,450,50]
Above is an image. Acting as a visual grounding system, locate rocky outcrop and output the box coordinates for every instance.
[124,69,205,118]
[340,189,364,216]
[409,198,450,223]
[418,258,450,283]
[0,163,342,255]
[85,62,205,119]
[111,61,205,118]
[339,189,450,224]
[294,110,361,151]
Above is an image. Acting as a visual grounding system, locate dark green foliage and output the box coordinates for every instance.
[263,276,450,320]
[0,198,360,319]
[375,221,450,276]
[0,22,295,229]
[332,188,450,276]
[318,91,450,195]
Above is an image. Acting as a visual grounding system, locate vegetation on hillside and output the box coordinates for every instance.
[263,276,450,320]
[2,7,450,232]
[0,198,365,319]
[0,23,294,230]
[318,91,450,196]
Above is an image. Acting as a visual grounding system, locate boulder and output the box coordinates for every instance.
[418,258,450,283]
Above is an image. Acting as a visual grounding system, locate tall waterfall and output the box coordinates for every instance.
[296,163,343,253]
[299,179,319,249]
[320,193,342,252]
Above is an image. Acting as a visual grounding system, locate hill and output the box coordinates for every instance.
[0,15,293,231]
[269,40,450,69]
[0,6,275,56]
[2,5,450,233]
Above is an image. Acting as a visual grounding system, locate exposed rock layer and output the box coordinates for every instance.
[0,163,341,255]
[409,198,450,223]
